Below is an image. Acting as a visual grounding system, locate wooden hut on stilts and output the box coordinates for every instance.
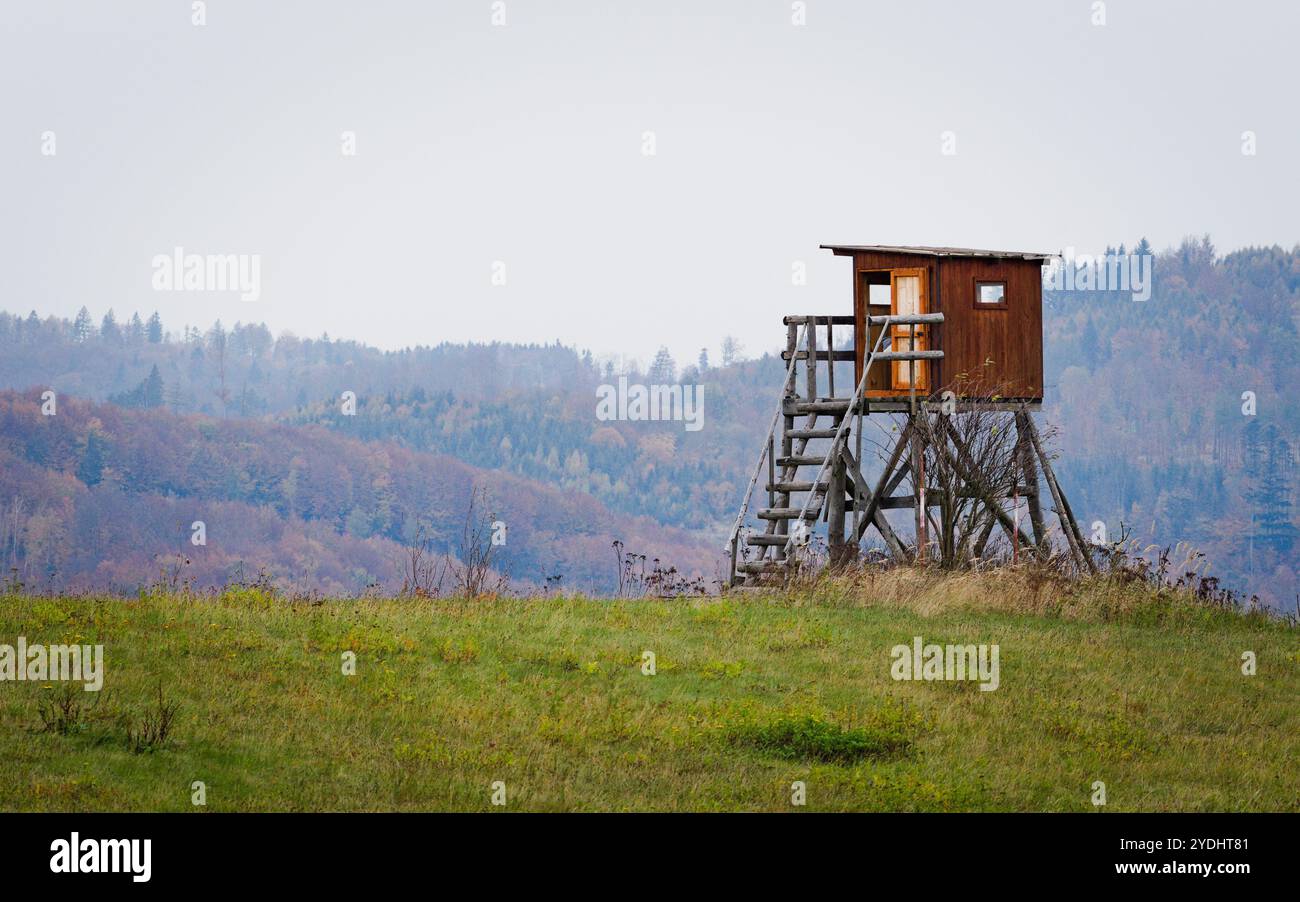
[726,245,1094,587]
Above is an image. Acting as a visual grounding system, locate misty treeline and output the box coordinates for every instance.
[0,304,766,535]
[0,237,1295,605]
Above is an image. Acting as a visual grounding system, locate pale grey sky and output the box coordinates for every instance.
[2,0,1296,367]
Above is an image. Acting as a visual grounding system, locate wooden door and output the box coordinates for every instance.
[890,268,929,391]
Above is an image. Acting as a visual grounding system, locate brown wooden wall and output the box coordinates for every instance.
[848,251,1044,402]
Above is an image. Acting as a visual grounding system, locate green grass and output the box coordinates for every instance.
[0,571,1296,812]
[726,706,927,763]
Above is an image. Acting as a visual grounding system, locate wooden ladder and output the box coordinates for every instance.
[726,314,944,587]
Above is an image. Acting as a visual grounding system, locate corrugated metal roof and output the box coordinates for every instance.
[820,244,1053,261]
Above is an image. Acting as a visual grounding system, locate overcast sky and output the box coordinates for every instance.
[2,0,1296,367]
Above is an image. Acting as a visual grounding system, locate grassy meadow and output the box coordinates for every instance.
[1,569,1296,812]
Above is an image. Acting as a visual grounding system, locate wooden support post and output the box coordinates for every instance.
[824,318,835,398]
[806,317,818,401]
[854,421,913,544]
[730,533,738,586]
[873,509,909,560]
[828,451,846,565]
[972,511,998,559]
[1012,480,1019,565]
[851,408,862,541]
[1015,411,1046,553]
[837,444,872,565]
[908,323,918,414]
[1023,415,1097,575]
[767,435,776,512]
[911,414,927,563]
[854,436,911,560]
[882,455,912,499]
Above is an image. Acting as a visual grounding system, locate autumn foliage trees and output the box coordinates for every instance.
[0,391,715,595]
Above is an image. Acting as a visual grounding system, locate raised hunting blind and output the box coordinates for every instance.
[726,245,1094,588]
[833,245,1050,402]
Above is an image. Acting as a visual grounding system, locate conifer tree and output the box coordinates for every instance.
[72,306,93,343]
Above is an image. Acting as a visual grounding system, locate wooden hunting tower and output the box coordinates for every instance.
[726,244,1094,587]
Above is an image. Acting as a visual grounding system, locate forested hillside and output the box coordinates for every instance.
[1042,239,1299,609]
[0,309,774,535]
[0,391,717,595]
[0,237,1295,605]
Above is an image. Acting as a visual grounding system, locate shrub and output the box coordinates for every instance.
[728,704,925,763]
[36,684,90,735]
[126,682,179,753]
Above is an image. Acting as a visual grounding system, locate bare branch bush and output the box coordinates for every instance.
[36,683,99,735]
[450,486,509,599]
[1089,524,1255,609]
[396,487,508,599]
[399,524,450,598]
[126,680,179,753]
[905,376,1035,568]
[612,540,707,597]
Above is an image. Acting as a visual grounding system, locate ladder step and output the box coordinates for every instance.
[780,349,856,362]
[785,429,840,439]
[758,507,822,520]
[763,501,860,516]
[767,480,830,492]
[737,560,788,574]
[785,399,852,415]
[776,455,828,468]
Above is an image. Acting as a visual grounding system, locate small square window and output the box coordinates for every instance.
[976,281,1006,306]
